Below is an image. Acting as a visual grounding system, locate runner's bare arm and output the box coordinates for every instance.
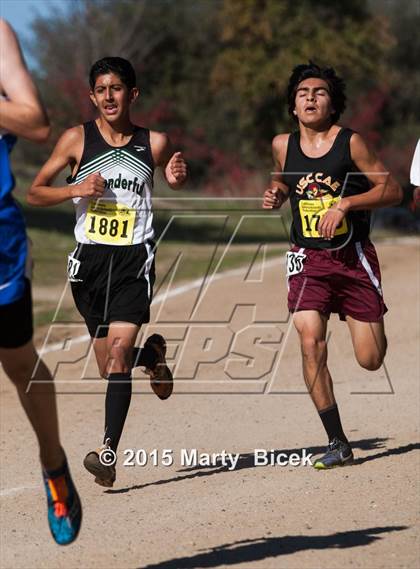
[318,133,403,239]
[0,19,50,142]
[263,134,290,209]
[343,134,402,211]
[150,131,187,190]
[28,126,105,206]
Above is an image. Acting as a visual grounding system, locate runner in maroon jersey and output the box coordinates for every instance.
[263,62,402,468]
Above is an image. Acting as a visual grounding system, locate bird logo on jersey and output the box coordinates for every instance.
[306,182,329,199]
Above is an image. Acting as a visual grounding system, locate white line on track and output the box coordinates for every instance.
[0,255,285,499]
[41,256,284,354]
[0,485,38,498]
[2,237,417,498]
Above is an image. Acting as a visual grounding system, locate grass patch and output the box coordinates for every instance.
[34,306,78,328]
[28,223,287,331]
[155,241,285,285]
[28,228,75,286]
[28,226,286,290]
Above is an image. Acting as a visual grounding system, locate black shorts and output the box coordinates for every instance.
[0,278,33,348]
[69,242,155,338]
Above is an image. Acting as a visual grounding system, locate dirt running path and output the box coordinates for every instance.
[1,239,419,569]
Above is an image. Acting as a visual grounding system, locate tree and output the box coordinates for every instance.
[210,0,394,164]
[17,0,416,196]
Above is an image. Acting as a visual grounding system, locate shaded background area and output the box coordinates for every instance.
[5,0,420,204]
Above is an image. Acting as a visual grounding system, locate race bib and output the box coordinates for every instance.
[67,254,81,282]
[286,250,306,277]
[299,197,348,238]
[85,201,135,245]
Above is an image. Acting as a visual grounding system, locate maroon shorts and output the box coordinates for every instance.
[287,239,387,322]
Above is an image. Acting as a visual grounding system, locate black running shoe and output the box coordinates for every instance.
[313,438,354,469]
[144,334,173,400]
[83,439,116,487]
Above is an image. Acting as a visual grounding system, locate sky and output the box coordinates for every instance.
[0,0,69,66]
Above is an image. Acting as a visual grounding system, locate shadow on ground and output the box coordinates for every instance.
[139,526,408,569]
[106,438,419,496]
[352,442,419,465]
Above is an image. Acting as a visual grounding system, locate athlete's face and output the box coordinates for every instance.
[89,73,139,122]
[293,78,334,127]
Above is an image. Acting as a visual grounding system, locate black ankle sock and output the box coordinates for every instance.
[104,372,132,452]
[44,456,68,479]
[318,404,348,444]
[132,345,158,369]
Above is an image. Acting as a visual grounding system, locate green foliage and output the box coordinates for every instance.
[367,0,420,181]
[211,0,393,159]
[19,0,419,193]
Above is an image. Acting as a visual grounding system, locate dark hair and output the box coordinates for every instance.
[89,57,136,90]
[287,61,346,123]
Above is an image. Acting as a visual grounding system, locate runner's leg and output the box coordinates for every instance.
[293,309,351,464]
[0,340,82,543]
[93,330,160,375]
[83,322,139,485]
[0,340,64,470]
[103,322,139,451]
[92,336,109,378]
[346,316,387,370]
[105,322,139,375]
[293,310,334,409]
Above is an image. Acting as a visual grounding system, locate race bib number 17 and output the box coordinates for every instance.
[299,197,348,238]
[286,251,306,277]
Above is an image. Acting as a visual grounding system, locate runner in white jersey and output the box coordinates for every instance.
[70,119,156,246]
[410,138,420,208]
[29,57,187,487]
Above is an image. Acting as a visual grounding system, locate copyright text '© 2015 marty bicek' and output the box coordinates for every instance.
[121,448,314,469]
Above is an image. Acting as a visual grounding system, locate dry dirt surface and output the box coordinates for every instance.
[1,238,419,569]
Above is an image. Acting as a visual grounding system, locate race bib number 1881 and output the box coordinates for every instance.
[85,200,135,245]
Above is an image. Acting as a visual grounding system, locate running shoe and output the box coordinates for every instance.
[83,438,116,487]
[313,437,354,469]
[42,459,82,545]
[144,334,173,400]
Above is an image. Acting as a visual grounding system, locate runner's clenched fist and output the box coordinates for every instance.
[73,172,106,198]
[263,188,283,209]
[165,152,187,187]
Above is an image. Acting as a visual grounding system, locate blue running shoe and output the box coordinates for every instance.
[42,459,82,545]
[313,438,354,469]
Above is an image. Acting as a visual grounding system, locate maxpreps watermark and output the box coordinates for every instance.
[98,448,313,469]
